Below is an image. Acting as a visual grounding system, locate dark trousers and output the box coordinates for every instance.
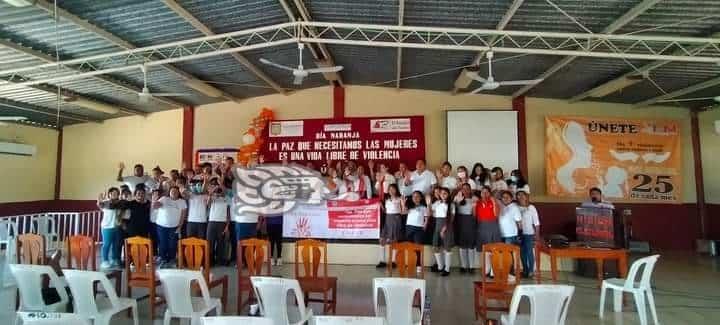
[405,225,425,244]
[206,221,227,265]
[186,222,207,239]
[156,225,178,262]
[521,235,536,275]
[267,223,283,258]
[234,222,257,266]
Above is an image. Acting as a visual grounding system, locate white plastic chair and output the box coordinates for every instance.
[0,254,17,321]
[250,276,313,325]
[0,219,18,250]
[15,312,90,325]
[63,269,139,325]
[10,264,69,312]
[373,277,425,325]
[599,254,660,325]
[31,215,59,251]
[312,316,386,325]
[157,269,222,325]
[500,285,575,325]
[202,316,274,325]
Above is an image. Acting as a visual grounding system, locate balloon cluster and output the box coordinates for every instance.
[238,107,274,164]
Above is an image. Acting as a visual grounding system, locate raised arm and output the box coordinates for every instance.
[96,192,106,210]
[116,162,125,182]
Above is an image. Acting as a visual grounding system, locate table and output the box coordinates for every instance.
[535,243,628,287]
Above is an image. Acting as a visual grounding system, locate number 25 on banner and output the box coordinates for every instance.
[630,174,677,201]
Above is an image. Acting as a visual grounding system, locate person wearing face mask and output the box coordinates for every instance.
[507,169,528,194]
[456,166,477,190]
[436,161,458,192]
[581,187,615,209]
[185,179,210,239]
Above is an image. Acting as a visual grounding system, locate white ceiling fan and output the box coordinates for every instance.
[259,43,343,85]
[466,51,544,94]
[137,65,192,103]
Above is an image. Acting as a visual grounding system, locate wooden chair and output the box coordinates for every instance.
[237,238,271,313]
[66,235,122,296]
[388,242,424,278]
[16,233,46,265]
[474,243,522,320]
[125,236,164,320]
[294,239,337,314]
[177,237,229,311]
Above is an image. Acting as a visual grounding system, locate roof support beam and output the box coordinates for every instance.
[395,0,405,89]
[634,76,720,107]
[0,97,99,124]
[512,0,661,98]
[280,0,344,85]
[451,0,524,93]
[32,0,241,103]
[161,0,286,95]
[0,39,148,116]
[570,31,720,103]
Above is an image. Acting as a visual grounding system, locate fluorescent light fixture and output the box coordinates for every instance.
[65,98,120,114]
[2,0,32,7]
[0,116,27,121]
[715,120,720,135]
[454,68,476,89]
[588,76,643,98]
[184,79,223,98]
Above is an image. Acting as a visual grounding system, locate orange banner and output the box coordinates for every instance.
[545,116,682,203]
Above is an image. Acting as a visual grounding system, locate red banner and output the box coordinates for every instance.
[260,116,425,169]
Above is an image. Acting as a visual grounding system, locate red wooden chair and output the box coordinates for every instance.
[125,236,164,319]
[388,241,425,278]
[294,239,337,314]
[237,238,271,313]
[178,237,229,311]
[474,243,522,320]
[66,235,121,295]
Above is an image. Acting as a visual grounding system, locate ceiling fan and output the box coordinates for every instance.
[259,43,343,85]
[137,65,192,103]
[466,51,544,94]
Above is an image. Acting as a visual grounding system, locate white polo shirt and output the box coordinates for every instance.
[410,170,437,195]
[187,194,209,223]
[406,206,428,227]
[384,197,402,214]
[519,204,540,235]
[498,202,522,237]
[455,196,476,215]
[208,197,229,222]
[155,197,187,228]
[121,175,149,192]
[440,176,458,191]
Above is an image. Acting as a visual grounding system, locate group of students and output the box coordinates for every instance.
[97,157,284,270]
[96,157,541,279]
[367,160,541,278]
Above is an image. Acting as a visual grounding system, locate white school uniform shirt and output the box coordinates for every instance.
[395,172,413,197]
[99,201,120,229]
[519,204,540,235]
[498,202,522,237]
[440,175,458,191]
[459,178,477,190]
[122,175,149,192]
[431,201,449,219]
[455,196,476,215]
[231,198,259,223]
[491,179,509,193]
[208,196,229,222]
[187,194,209,223]
[353,175,373,198]
[384,197,402,214]
[375,174,397,196]
[406,206,428,227]
[410,170,437,195]
[155,196,187,228]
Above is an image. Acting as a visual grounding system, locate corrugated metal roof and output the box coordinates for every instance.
[1,0,719,129]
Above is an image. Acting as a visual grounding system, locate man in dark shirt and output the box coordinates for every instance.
[123,186,152,238]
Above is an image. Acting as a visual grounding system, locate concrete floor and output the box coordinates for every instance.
[3,251,720,324]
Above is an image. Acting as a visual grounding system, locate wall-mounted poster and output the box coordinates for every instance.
[545,116,682,203]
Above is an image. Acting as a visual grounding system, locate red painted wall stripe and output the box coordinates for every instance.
[513,96,528,180]
[182,106,195,168]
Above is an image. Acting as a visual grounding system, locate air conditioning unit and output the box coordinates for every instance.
[0,141,36,156]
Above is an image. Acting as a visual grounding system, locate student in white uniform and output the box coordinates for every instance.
[405,191,429,244]
[376,184,404,268]
[436,161,458,192]
[374,162,397,198]
[454,183,477,273]
[429,187,454,276]
[409,159,437,195]
[116,162,149,192]
[490,166,509,198]
[152,186,187,266]
[498,190,522,245]
[97,187,122,269]
[517,188,540,278]
[470,163,490,187]
[355,165,373,199]
[206,186,229,266]
[456,166,477,190]
[394,162,413,198]
[186,179,209,239]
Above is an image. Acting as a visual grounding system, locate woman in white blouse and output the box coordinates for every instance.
[376,184,404,268]
[428,187,454,276]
